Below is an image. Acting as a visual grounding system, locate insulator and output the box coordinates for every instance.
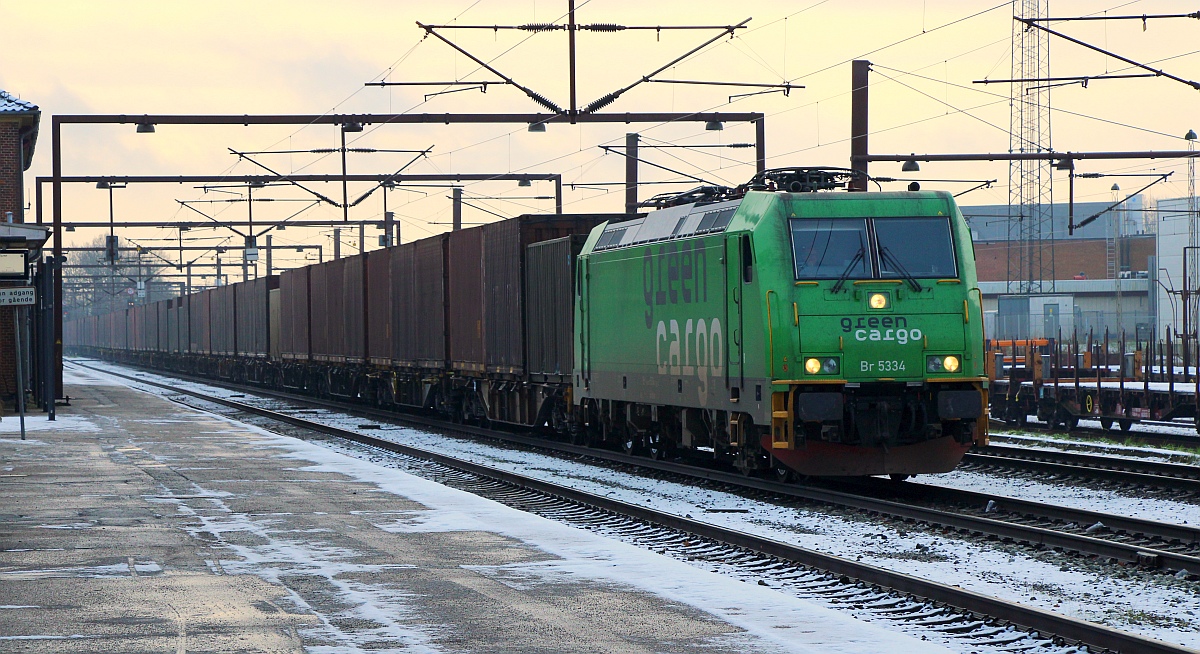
[582,23,625,31]
[519,23,560,32]
[525,90,563,114]
[583,92,619,114]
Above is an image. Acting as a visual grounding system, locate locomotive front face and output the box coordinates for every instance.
[789,214,964,384]
[761,191,989,475]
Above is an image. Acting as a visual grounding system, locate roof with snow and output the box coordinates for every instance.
[0,90,40,170]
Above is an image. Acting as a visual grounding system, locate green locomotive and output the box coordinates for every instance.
[574,169,988,477]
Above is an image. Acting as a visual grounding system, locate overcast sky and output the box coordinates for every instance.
[4,1,1199,272]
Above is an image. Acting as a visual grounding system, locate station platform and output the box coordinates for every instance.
[0,367,952,653]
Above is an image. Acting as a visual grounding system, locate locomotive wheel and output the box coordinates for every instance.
[772,463,794,484]
[646,430,668,460]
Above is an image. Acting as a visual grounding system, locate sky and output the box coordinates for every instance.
[4,0,1200,279]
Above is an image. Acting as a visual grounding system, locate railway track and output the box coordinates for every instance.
[964,444,1200,495]
[73,360,1199,654]
[78,360,1200,575]
[990,416,1200,449]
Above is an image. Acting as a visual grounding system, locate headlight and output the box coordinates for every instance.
[927,355,962,373]
[822,358,839,374]
[805,358,822,374]
[868,292,890,309]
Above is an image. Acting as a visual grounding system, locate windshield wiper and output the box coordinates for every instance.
[830,247,866,294]
[879,246,923,292]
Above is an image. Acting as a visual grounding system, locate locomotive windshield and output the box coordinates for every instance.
[790,216,956,280]
[874,217,956,278]
[791,218,871,280]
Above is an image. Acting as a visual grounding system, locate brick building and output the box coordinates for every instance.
[0,90,45,409]
[973,236,1154,282]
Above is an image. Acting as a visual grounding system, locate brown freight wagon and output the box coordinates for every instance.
[309,256,366,363]
[365,249,391,365]
[478,214,609,376]
[392,235,447,370]
[155,300,168,353]
[189,289,213,354]
[167,299,180,353]
[279,266,310,360]
[447,228,484,372]
[236,276,277,357]
[525,235,588,384]
[210,284,237,356]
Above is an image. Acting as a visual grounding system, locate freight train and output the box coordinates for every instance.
[65,168,988,478]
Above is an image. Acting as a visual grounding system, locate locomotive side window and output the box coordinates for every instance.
[790,218,871,279]
[873,217,956,278]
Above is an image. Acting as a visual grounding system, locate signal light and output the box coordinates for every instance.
[868,292,889,309]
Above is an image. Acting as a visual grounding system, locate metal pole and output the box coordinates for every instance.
[555,175,563,215]
[452,188,462,231]
[755,118,766,174]
[568,0,578,120]
[849,59,870,191]
[265,235,273,274]
[42,256,55,419]
[358,222,365,254]
[15,306,26,440]
[383,183,394,247]
[625,133,639,213]
[333,228,341,259]
[340,127,350,222]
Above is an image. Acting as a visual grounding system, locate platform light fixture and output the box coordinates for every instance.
[341,122,364,133]
[527,121,546,133]
[901,158,920,172]
[518,177,532,187]
[1055,158,1075,171]
[1187,129,1197,141]
[136,122,155,134]
[705,120,724,131]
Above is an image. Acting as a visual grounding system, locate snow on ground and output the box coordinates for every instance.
[63,363,955,654]
[69,360,1200,649]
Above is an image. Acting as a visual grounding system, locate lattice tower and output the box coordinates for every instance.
[1189,138,1197,338]
[1006,0,1055,293]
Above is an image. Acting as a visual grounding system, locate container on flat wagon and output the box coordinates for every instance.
[148,303,158,351]
[341,255,366,363]
[155,300,168,352]
[236,276,276,357]
[268,288,281,360]
[481,214,610,375]
[279,266,310,360]
[365,249,391,365]
[128,304,143,351]
[392,236,447,369]
[314,260,345,361]
[210,284,238,356]
[447,228,484,372]
[525,234,587,382]
[167,300,179,353]
[189,289,213,354]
